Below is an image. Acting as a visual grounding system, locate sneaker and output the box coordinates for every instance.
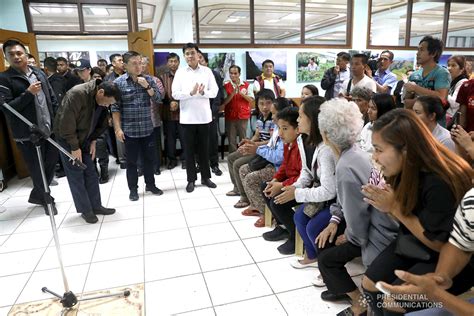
[81,212,98,224]
[290,259,318,269]
[262,226,289,241]
[312,273,326,287]
[277,239,295,255]
[146,186,163,196]
[129,190,139,201]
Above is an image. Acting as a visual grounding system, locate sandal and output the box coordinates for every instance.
[254,215,265,227]
[241,208,260,216]
[234,200,250,208]
[226,190,240,197]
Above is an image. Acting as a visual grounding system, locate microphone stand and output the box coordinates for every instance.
[2,101,130,311]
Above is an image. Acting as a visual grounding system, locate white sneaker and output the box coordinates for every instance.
[290,258,318,269]
[311,273,326,287]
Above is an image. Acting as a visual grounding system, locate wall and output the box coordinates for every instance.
[0,0,27,32]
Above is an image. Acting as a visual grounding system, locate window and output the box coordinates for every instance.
[369,0,407,46]
[29,3,80,32]
[82,5,129,32]
[254,0,300,44]
[305,0,348,45]
[446,2,474,48]
[409,0,445,47]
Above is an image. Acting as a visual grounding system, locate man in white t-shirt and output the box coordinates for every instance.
[339,54,376,100]
[172,43,219,193]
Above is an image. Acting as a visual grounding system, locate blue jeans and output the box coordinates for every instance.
[124,132,156,191]
[59,139,101,213]
[294,205,331,259]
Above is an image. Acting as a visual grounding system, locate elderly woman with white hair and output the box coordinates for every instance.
[314,98,398,316]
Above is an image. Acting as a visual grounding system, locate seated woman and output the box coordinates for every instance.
[228,89,275,201]
[260,106,301,253]
[237,98,288,226]
[301,84,319,99]
[413,95,456,151]
[359,93,395,153]
[314,98,399,315]
[284,96,337,266]
[350,87,373,125]
[361,108,473,316]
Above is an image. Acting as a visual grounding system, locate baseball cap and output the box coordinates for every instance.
[75,59,91,70]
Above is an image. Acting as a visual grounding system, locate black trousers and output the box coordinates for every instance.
[208,116,219,167]
[124,133,156,191]
[318,239,362,294]
[163,120,185,162]
[261,182,299,240]
[95,130,109,168]
[182,123,211,182]
[16,138,58,204]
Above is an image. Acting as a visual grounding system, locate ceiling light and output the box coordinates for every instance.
[425,20,443,26]
[267,19,279,23]
[281,13,300,20]
[211,31,222,34]
[90,7,109,16]
[226,18,239,23]
[108,19,128,24]
[29,7,40,15]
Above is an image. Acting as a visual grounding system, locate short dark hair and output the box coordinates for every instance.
[109,53,122,63]
[303,84,319,96]
[380,50,394,61]
[27,53,36,60]
[262,59,274,68]
[92,66,106,79]
[273,97,291,112]
[201,53,209,64]
[301,96,326,145]
[2,39,26,54]
[352,53,368,65]
[337,52,351,61]
[122,51,141,64]
[97,58,107,65]
[229,65,241,73]
[419,36,443,63]
[167,52,180,61]
[255,89,275,105]
[182,43,199,54]
[43,57,58,71]
[98,81,121,102]
[106,64,113,72]
[416,95,444,121]
[56,57,68,64]
[276,107,299,128]
[371,93,395,119]
[69,62,76,69]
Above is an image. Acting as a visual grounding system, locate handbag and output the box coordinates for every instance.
[248,155,270,172]
[302,178,326,217]
[394,234,432,261]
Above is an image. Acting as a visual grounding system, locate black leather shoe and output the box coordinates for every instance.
[167,160,177,170]
[277,239,295,255]
[146,186,163,195]
[196,163,201,173]
[201,178,217,188]
[181,161,186,169]
[321,290,350,302]
[43,203,58,216]
[186,181,195,193]
[81,212,98,224]
[263,226,289,241]
[120,163,127,169]
[129,190,139,201]
[154,169,161,175]
[93,206,116,215]
[137,168,144,177]
[211,166,223,176]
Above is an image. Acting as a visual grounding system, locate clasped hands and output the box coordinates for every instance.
[190,83,205,96]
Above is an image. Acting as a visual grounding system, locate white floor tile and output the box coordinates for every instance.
[0,206,32,221]
[17,264,89,304]
[85,256,144,291]
[0,248,44,277]
[277,286,348,316]
[0,235,8,246]
[242,237,290,262]
[97,218,143,240]
[181,197,220,211]
[0,218,23,235]
[27,201,72,218]
[144,213,187,233]
[60,212,91,228]
[195,241,253,272]
[231,217,272,239]
[184,208,228,227]
[144,196,182,217]
[189,222,239,247]
[214,194,241,208]
[0,306,11,315]
[102,204,144,222]
[36,241,96,271]
[214,295,287,316]
[145,248,201,282]
[57,223,101,245]
[204,265,272,305]
[0,273,30,307]
[144,229,193,254]
[221,205,248,221]
[92,234,143,262]
[15,212,67,234]
[145,274,212,316]
[258,257,317,293]
[175,308,216,316]
[0,230,52,253]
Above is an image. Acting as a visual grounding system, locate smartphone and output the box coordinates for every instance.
[375,281,391,295]
[452,112,461,126]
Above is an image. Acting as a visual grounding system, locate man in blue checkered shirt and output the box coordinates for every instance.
[111,51,163,201]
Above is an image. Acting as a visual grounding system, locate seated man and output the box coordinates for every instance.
[54,80,120,223]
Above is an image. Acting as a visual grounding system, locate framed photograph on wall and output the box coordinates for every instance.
[206,53,235,82]
[389,51,416,80]
[246,51,287,81]
[154,52,169,77]
[296,52,336,83]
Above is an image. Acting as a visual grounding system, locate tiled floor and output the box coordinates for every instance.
[0,158,352,315]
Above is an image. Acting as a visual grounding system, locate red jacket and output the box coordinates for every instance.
[273,139,301,186]
[223,81,251,120]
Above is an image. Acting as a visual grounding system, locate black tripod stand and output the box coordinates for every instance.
[2,101,130,311]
